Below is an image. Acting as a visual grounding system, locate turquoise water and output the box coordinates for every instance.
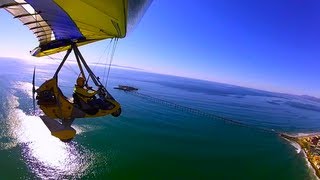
[0,57,319,179]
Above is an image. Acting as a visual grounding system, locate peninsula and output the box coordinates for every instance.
[281,133,320,178]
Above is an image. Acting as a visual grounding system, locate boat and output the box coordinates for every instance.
[114,85,139,91]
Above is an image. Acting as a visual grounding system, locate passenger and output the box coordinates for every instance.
[74,77,110,110]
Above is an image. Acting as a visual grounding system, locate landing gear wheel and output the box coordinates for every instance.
[111,108,121,117]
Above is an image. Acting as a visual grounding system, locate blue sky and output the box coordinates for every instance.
[1,0,320,97]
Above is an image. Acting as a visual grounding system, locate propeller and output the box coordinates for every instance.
[32,67,36,115]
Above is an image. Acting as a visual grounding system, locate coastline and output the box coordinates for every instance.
[281,133,320,180]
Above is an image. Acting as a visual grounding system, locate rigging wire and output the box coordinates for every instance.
[104,38,119,88]
[44,54,79,76]
[33,38,118,89]
[92,38,114,73]
[85,38,114,85]
[101,38,114,84]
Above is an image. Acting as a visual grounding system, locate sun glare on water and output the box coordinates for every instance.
[2,84,96,179]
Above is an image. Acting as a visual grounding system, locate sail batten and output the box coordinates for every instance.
[0,0,152,57]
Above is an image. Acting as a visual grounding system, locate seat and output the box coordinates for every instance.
[72,93,99,115]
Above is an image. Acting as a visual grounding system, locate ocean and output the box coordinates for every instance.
[0,57,319,179]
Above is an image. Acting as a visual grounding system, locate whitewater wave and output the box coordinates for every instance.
[282,133,320,180]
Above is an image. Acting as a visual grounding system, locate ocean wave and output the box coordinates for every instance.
[290,141,301,153]
[73,124,104,135]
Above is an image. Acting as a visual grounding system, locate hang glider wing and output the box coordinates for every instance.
[0,0,152,57]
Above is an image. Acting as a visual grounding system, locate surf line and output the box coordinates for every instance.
[128,91,278,134]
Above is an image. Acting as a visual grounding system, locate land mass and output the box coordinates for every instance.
[281,133,320,178]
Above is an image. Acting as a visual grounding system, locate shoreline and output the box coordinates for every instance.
[280,133,320,179]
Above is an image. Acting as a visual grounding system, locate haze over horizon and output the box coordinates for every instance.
[1,56,318,100]
[0,1,320,97]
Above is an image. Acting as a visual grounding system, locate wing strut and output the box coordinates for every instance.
[53,48,72,78]
[53,43,117,100]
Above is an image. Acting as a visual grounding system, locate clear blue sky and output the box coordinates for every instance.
[1,0,320,97]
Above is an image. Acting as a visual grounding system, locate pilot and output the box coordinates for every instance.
[74,76,109,110]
